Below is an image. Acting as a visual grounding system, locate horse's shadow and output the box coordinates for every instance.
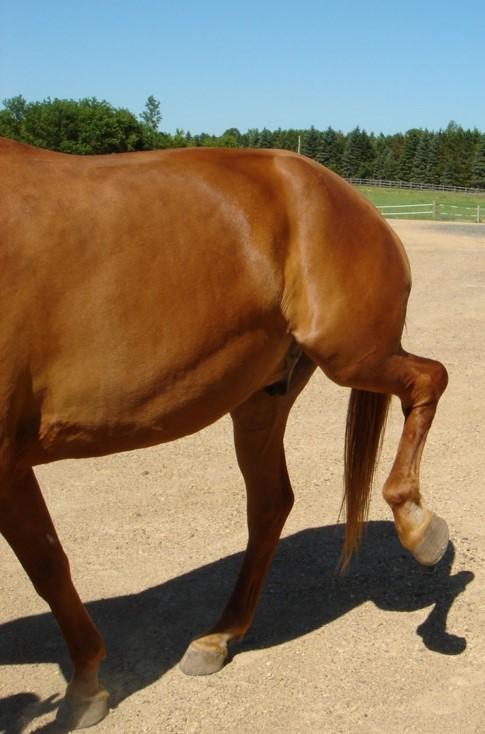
[0,521,474,734]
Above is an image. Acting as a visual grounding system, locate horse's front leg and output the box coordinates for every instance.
[0,468,109,729]
[180,356,315,676]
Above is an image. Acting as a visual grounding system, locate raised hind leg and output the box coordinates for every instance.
[0,468,109,729]
[322,348,449,565]
[180,354,316,676]
[378,352,449,564]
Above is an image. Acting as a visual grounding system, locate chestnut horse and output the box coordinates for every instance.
[0,138,449,728]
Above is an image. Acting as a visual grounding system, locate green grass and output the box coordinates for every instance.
[355,185,485,208]
[354,185,485,222]
[355,186,485,222]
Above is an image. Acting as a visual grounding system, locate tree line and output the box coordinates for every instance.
[1,95,484,189]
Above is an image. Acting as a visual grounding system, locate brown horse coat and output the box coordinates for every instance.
[2,139,410,464]
[0,138,448,729]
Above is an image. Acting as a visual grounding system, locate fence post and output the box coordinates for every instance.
[477,204,481,224]
[432,201,437,220]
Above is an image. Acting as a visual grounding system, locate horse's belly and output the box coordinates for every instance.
[20,328,291,466]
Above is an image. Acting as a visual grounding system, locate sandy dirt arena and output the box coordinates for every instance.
[1,219,484,734]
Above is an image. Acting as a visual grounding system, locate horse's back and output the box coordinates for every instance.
[1,144,296,463]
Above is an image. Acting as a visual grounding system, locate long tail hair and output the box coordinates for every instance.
[340,388,391,569]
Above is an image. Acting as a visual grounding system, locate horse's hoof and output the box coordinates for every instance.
[56,687,110,730]
[410,513,449,566]
[179,641,227,676]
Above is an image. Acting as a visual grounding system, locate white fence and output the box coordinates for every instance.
[347,177,484,195]
[377,202,483,223]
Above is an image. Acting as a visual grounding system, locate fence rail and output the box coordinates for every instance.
[347,177,485,195]
[377,202,483,223]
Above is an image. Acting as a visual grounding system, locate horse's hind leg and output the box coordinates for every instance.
[180,354,316,676]
[378,352,449,564]
[322,348,449,565]
[0,468,109,729]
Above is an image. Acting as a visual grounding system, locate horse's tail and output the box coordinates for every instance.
[340,388,391,569]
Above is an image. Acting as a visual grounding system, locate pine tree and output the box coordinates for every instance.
[374,133,401,180]
[316,127,343,172]
[301,126,320,159]
[446,121,468,185]
[341,127,375,178]
[383,149,399,179]
[398,129,421,181]
[440,161,456,187]
[426,133,442,186]
[341,127,361,178]
[471,137,485,189]
[358,130,376,178]
[257,128,274,148]
[411,132,431,183]
[373,145,391,179]
[270,128,300,151]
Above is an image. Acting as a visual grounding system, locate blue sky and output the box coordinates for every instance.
[1,0,484,135]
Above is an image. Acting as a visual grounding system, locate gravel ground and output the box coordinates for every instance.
[1,219,484,734]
